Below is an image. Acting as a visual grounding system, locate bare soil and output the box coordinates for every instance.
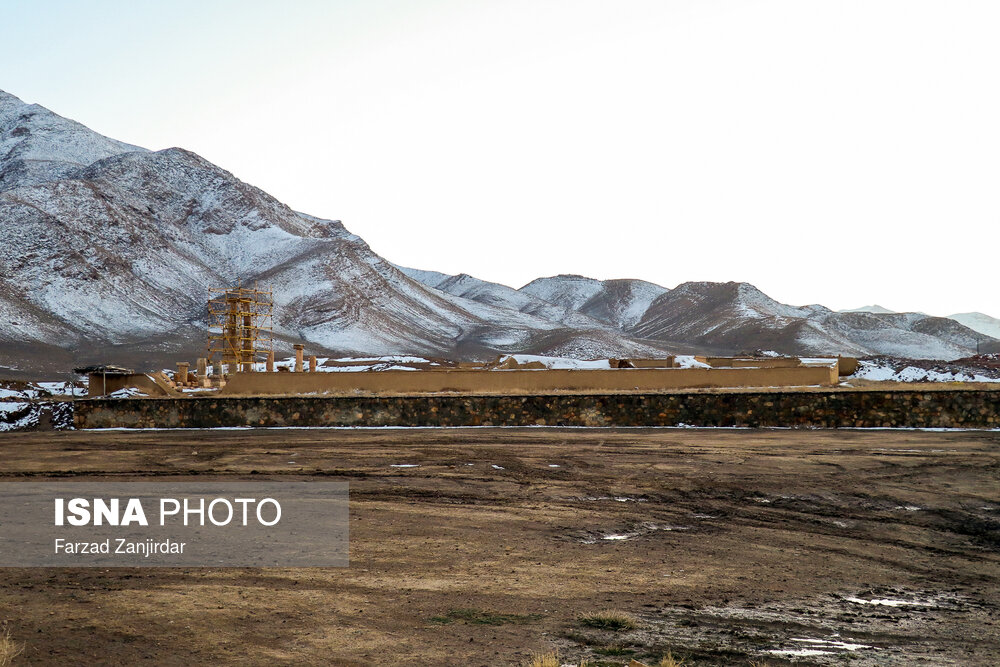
[0,427,998,666]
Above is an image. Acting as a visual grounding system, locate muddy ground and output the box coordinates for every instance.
[0,427,997,665]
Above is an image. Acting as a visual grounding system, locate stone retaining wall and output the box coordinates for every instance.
[73,389,1000,429]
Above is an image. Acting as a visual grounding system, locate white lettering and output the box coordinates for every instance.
[160,498,180,525]
[208,498,233,526]
[257,498,281,526]
[120,498,148,526]
[234,498,254,524]
[183,498,205,526]
[92,498,118,526]
[67,498,90,526]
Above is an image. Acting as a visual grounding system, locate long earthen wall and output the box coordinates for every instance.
[216,365,839,396]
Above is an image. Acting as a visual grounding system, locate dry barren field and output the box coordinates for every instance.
[0,427,998,665]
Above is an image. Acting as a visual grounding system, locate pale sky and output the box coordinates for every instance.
[4,0,998,316]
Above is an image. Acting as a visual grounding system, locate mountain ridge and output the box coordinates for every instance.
[0,90,995,376]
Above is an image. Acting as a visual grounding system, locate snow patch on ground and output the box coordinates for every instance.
[501,354,612,370]
[0,401,35,432]
[674,355,710,369]
[845,596,935,607]
[107,388,146,398]
[332,356,433,364]
[853,360,1000,383]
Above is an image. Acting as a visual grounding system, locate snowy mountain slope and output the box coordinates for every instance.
[517,274,670,328]
[631,281,818,342]
[0,147,338,343]
[0,275,82,344]
[392,268,683,358]
[0,95,541,362]
[519,274,606,312]
[399,268,605,328]
[0,164,586,362]
[628,281,992,358]
[948,312,1000,340]
[576,279,669,329]
[396,266,451,289]
[264,248,580,357]
[0,91,144,191]
[812,312,985,359]
[516,327,677,359]
[0,91,669,369]
[0,89,995,374]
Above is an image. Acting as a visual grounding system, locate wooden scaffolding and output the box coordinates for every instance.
[207,283,273,374]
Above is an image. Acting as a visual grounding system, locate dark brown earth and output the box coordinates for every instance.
[0,427,998,666]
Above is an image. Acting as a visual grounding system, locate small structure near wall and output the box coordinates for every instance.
[74,365,139,397]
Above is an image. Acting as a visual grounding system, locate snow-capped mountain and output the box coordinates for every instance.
[0,90,995,376]
[947,312,1000,341]
[520,275,669,329]
[0,91,679,373]
[395,268,602,329]
[0,92,143,191]
[427,275,993,360]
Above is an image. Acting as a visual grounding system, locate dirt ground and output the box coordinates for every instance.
[0,427,998,666]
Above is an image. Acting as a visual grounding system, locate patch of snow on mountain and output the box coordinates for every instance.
[734,283,815,319]
[613,281,669,328]
[396,266,452,289]
[948,312,1000,340]
[0,90,145,191]
[519,275,604,310]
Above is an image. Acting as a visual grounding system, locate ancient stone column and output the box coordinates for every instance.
[266,350,275,372]
[309,355,317,373]
[176,362,190,387]
[294,344,304,373]
[196,358,207,386]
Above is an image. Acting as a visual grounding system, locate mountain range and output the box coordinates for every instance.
[0,90,997,378]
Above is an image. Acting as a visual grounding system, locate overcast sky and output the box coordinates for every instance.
[4,0,998,316]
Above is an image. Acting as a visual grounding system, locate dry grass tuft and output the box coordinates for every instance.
[578,609,638,632]
[657,651,687,667]
[0,624,24,667]
[525,651,560,667]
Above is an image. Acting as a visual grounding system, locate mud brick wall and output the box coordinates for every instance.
[217,365,839,396]
[73,389,1000,429]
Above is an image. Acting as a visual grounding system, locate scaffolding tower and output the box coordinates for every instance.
[207,283,273,374]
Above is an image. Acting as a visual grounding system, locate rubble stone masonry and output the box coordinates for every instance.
[73,389,1000,429]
